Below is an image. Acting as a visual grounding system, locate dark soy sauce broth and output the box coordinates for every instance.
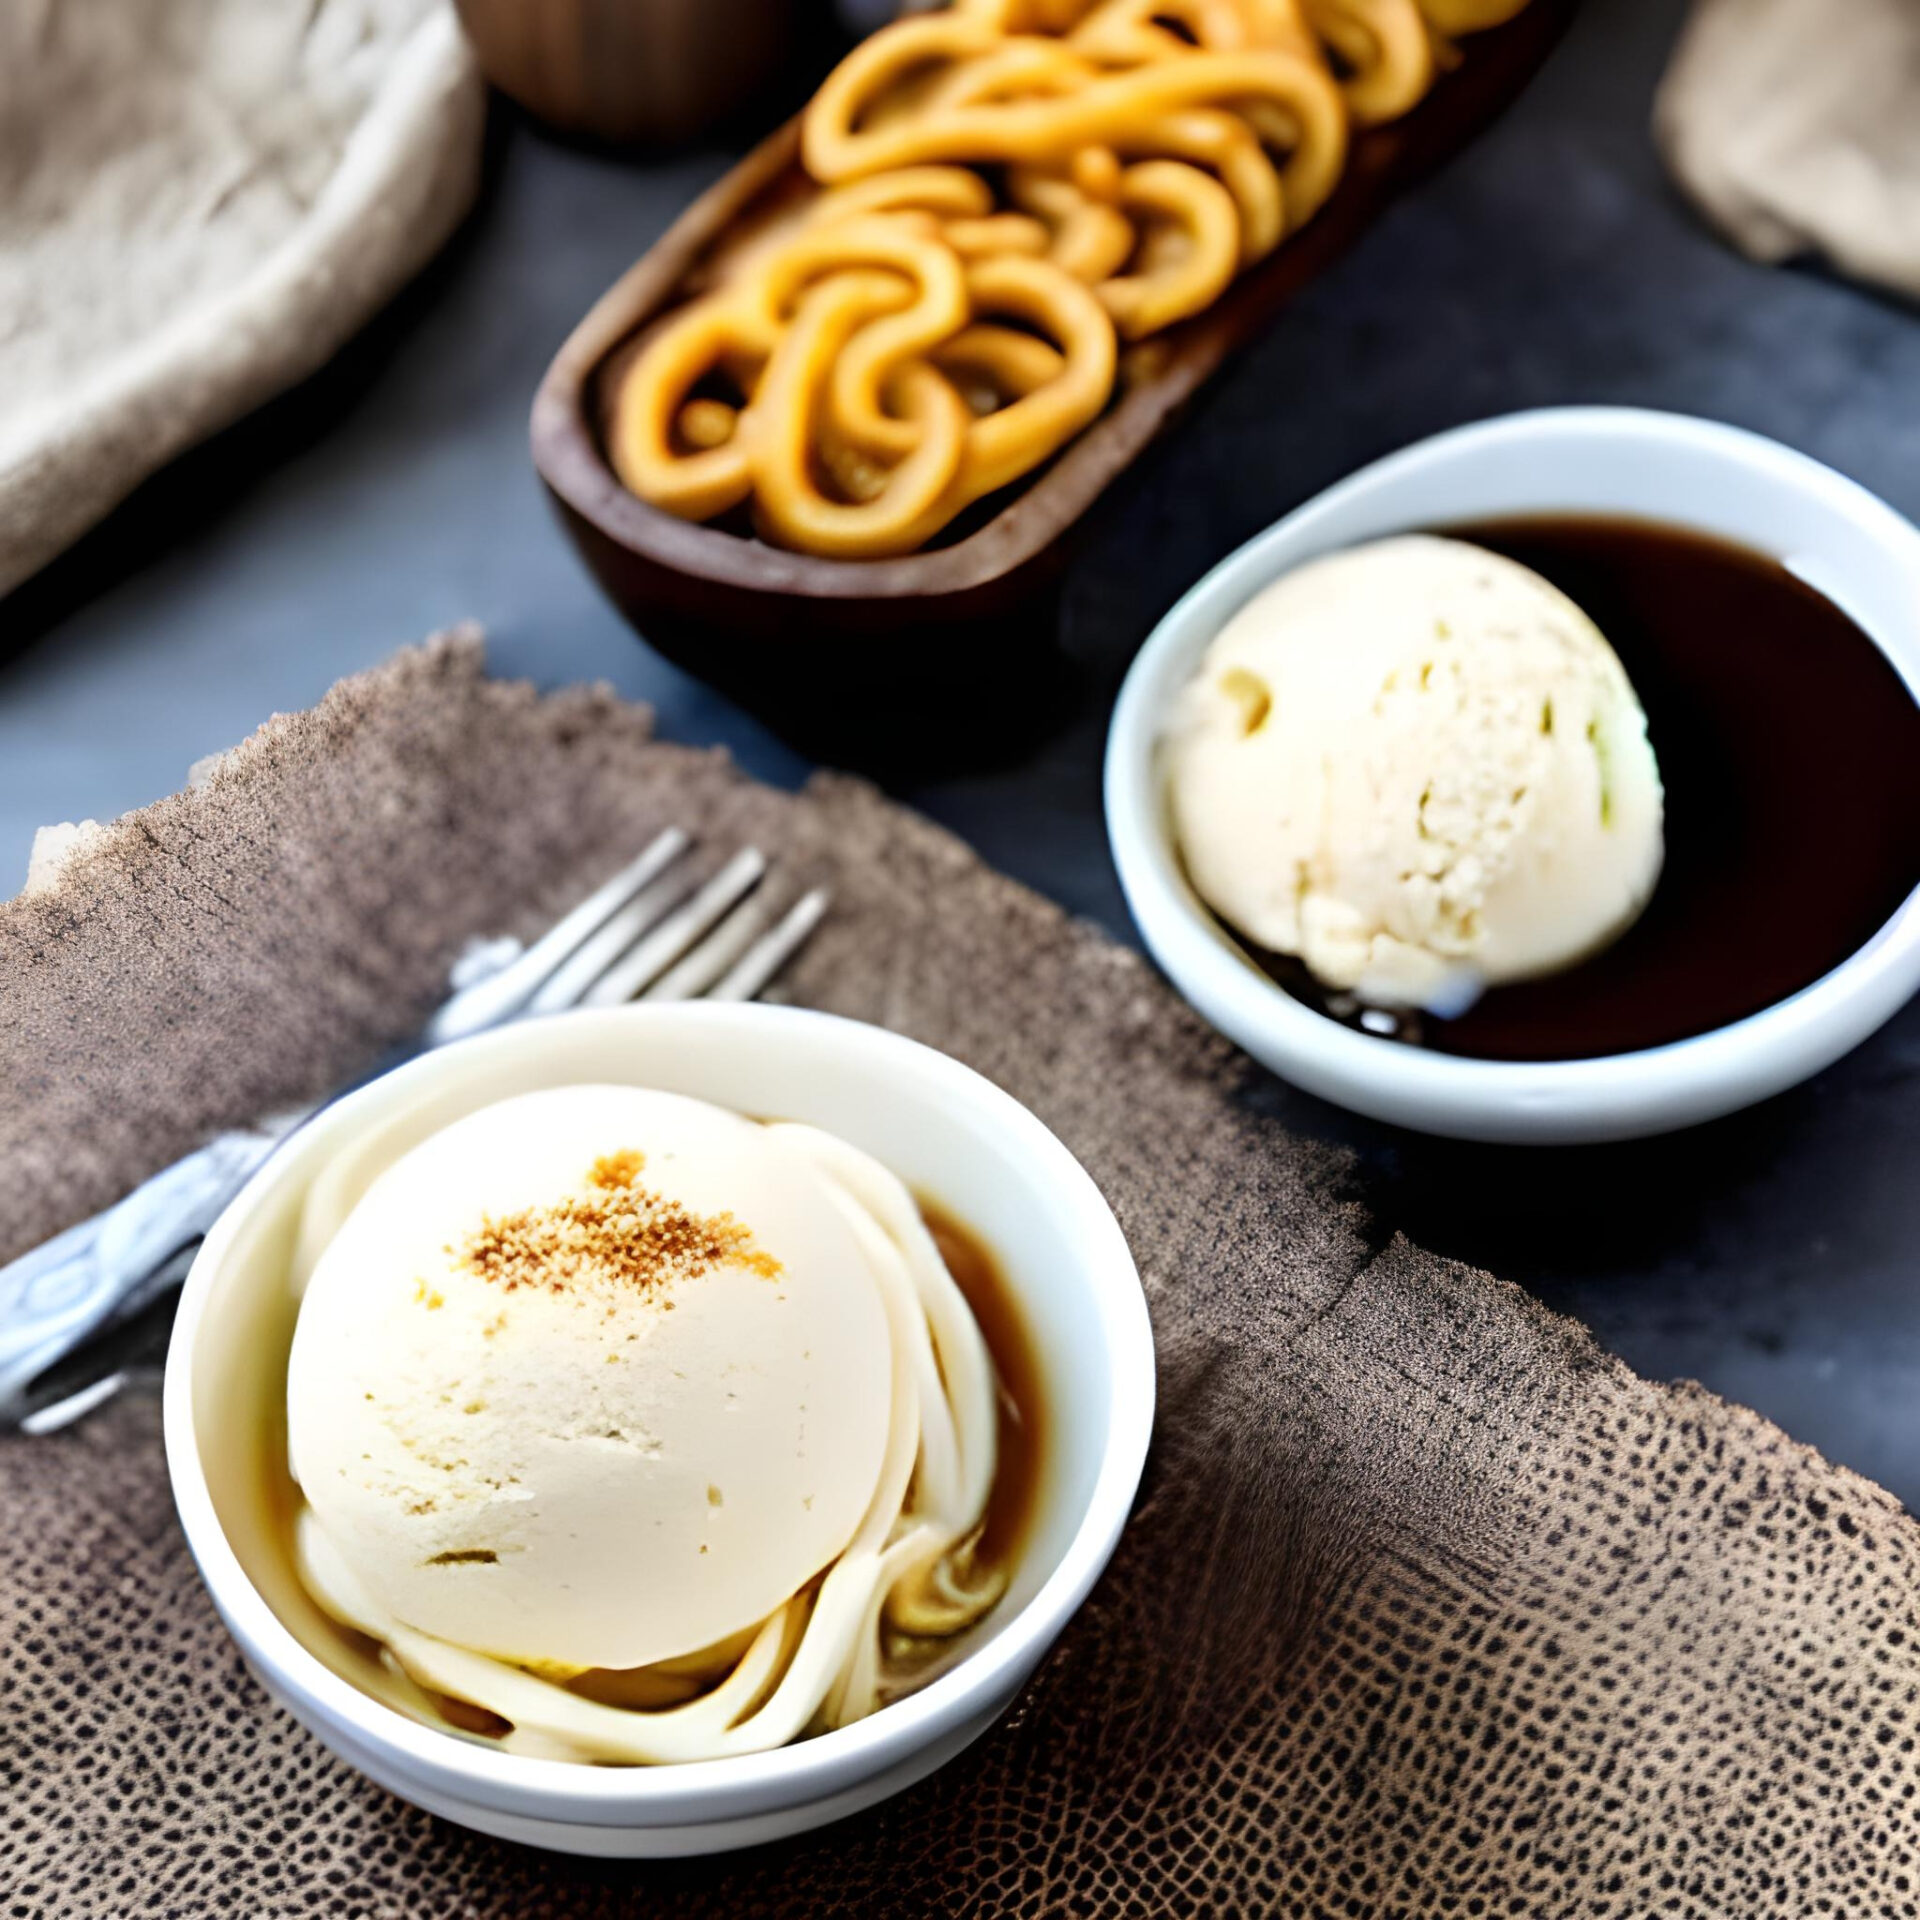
[1260,515,1920,1061]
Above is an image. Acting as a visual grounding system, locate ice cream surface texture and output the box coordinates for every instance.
[285,1083,1003,1763]
[1165,535,1665,1012]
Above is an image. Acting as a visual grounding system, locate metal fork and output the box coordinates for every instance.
[0,831,828,1436]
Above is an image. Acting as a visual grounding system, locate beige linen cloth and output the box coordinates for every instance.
[1657,0,1920,300]
[0,0,484,598]
[3,636,1920,1916]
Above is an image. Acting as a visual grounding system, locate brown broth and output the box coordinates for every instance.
[877,1204,1048,1689]
[1251,515,1920,1062]
[923,1205,1046,1579]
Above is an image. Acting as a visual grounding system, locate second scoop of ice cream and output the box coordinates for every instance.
[1166,534,1665,1012]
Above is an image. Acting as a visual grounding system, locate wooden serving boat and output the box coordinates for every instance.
[531,0,1575,764]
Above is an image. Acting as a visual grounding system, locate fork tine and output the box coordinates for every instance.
[582,849,768,1007]
[19,1369,133,1438]
[641,886,780,1003]
[707,887,830,1002]
[424,828,690,1044]
[526,863,700,1016]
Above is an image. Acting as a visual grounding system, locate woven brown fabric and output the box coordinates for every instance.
[4,635,1918,1918]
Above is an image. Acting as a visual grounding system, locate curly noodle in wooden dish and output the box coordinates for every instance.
[608,0,1533,559]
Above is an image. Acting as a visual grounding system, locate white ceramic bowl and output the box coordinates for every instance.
[164,1003,1153,1856]
[1106,407,1920,1143]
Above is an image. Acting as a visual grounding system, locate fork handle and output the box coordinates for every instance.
[0,1128,286,1422]
[0,1023,442,1428]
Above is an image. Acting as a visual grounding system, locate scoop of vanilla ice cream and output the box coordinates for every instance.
[286,1085,893,1674]
[1165,535,1664,1010]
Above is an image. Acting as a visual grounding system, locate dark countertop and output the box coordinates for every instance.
[5,0,1918,1504]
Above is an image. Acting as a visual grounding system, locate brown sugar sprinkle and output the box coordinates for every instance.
[588,1148,645,1191]
[452,1151,781,1298]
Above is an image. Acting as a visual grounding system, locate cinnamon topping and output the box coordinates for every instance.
[451,1151,781,1297]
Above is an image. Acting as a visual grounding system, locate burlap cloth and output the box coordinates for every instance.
[4,637,1918,1917]
[0,0,483,598]
[1657,0,1920,305]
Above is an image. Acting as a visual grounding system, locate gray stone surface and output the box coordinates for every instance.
[4,0,1918,1503]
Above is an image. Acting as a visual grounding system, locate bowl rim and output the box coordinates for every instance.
[164,1001,1154,1827]
[1103,404,1920,1143]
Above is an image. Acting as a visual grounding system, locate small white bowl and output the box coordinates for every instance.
[1105,407,1920,1143]
[164,1003,1152,1856]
